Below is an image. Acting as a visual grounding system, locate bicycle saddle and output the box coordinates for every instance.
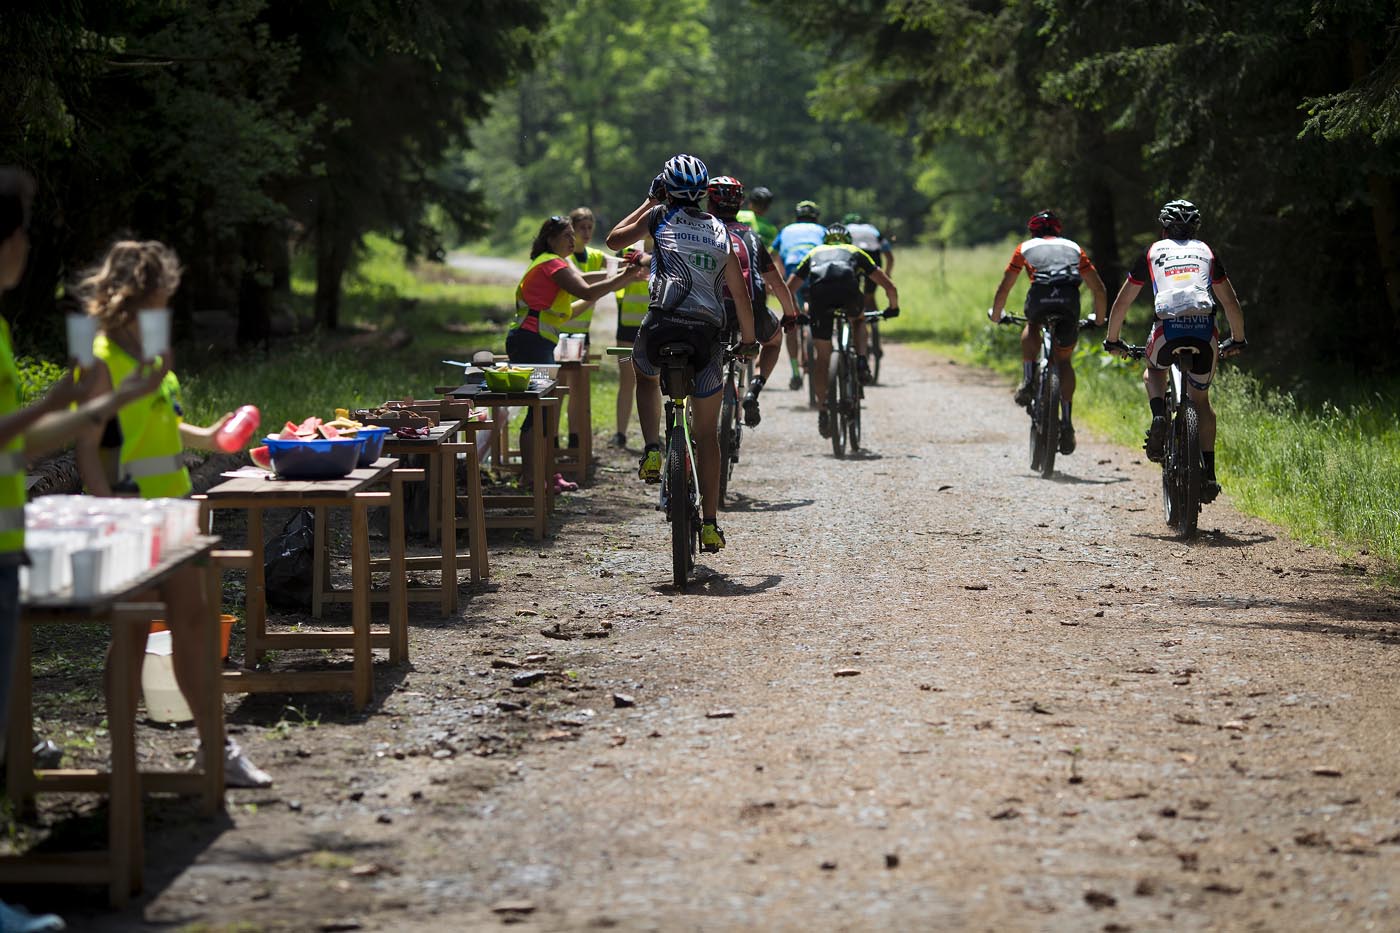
[657,342,694,359]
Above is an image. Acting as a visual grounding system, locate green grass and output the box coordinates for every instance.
[887,244,1400,564]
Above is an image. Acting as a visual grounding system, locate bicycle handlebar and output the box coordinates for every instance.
[991,310,1100,329]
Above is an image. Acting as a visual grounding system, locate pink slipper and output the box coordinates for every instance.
[552,472,579,493]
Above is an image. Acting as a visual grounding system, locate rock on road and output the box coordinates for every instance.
[73,290,1400,931]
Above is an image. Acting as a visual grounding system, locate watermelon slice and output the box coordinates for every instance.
[317,423,340,439]
[278,425,299,439]
[249,445,272,469]
[296,416,322,437]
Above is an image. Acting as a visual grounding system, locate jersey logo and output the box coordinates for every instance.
[690,252,717,272]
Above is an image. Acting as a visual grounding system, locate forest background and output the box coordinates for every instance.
[3,0,1399,558]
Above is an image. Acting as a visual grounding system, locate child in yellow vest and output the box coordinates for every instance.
[74,240,271,788]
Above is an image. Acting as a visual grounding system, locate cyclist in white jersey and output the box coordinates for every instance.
[606,154,757,552]
[842,213,895,313]
[1104,199,1247,501]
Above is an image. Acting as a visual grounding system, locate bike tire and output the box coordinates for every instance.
[718,379,737,506]
[1177,402,1202,538]
[667,436,691,590]
[1038,364,1060,478]
[847,350,863,451]
[828,350,846,459]
[868,320,882,384]
[1161,383,1181,527]
[805,331,818,409]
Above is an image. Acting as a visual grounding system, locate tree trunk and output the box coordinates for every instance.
[314,231,350,332]
[237,224,275,348]
[1352,40,1400,331]
[1078,113,1123,294]
[585,115,600,208]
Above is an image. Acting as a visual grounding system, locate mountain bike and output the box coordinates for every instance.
[717,331,748,507]
[827,309,885,458]
[1104,336,1242,538]
[994,311,1098,478]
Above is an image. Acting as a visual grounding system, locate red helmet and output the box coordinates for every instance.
[707,175,745,212]
[1027,210,1062,237]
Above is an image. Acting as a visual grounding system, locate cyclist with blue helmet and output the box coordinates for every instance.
[606,154,757,553]
[772,200,826,390]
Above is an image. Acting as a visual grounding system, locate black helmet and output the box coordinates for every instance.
[749,186,773,209]
[1158,199,1201,238]
[823,223,851,245]
[795,199,820,221]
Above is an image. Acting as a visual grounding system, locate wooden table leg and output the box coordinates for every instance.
[107,626,137,906]
[198,556,225,814]
[6,619,35,815]
[389,472,408,663]
[351,494,373,709]
[465,442,488,581]
[246,507,267,665]
[580,368,593,480]
[311,506,327,618]
[531,401,549,540]
[438,447,457,616]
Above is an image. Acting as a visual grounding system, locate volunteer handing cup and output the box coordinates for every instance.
[138,308,172,360]
[65,313,98,366]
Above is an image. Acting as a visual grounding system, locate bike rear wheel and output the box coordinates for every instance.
[1160,383,1181,527]
[718,375,738,506]
[1173,402,1202,538]
[828,350,847,459]
[805,331,818,409]
[1037,364,1060,478]
[846,349,863,451]
[667,435,693,590]
[867,320,882,384]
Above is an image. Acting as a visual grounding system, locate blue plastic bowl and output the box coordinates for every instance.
[263,435,366,480]
[354,426,390,467]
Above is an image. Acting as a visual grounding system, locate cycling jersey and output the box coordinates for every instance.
[1128,238,1228,319]
[772,221,826,273]
[720,219,772,309]
[793,243,877,306]
[735,210,778,249]
[646,203,732,328]
[1006,235,1094,285]
[846,222,890,256]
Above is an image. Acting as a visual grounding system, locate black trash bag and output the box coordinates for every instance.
[265,509,315,610]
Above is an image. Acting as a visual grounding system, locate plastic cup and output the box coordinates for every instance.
[70,547,106,600]
[137,308,172,359]
[27,547,55,598]
[65,314,99,366]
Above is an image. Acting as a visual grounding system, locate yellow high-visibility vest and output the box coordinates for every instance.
[514,252,575,344]
[93,335,191,499]
[0,320,27,555]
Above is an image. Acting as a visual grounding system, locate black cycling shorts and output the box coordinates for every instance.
[862,250,883,295]
[631,314,724,398]
[1024,301,1079,349]
[807,292,863,341]
[725,301,780,344]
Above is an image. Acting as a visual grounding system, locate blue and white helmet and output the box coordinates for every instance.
[661,153,708,202]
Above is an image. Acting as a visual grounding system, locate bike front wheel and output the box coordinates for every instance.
[1171,402,1202,538]
[667,437,693,589]
[1037,364,1061,478]
[718,376,738,506]
[805,332,818,409]
[867,319,882,384]
[846,349,863,451]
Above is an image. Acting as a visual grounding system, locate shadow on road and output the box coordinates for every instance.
[1046,472,1131,486]
[1131,529,1276,548]
[723,493,815,514]
[1177,593,1400,644]
[653,572,784,596]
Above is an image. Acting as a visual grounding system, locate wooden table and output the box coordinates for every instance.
[377,421,489,613]
[197,458,408,709]
[0,536,223,906]
[555,358,600,483]
[442,382,563,540]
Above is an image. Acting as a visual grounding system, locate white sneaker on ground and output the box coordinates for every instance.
[0,900,65,931]
[224,738,273,788]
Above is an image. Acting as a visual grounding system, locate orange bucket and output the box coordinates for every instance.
[149,614,237,660]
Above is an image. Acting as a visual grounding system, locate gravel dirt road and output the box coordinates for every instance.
[29,276,1400,932]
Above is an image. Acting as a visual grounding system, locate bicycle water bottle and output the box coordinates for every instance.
[215,405,261,452]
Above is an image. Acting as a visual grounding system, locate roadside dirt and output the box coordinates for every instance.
[12,282,1400,931]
